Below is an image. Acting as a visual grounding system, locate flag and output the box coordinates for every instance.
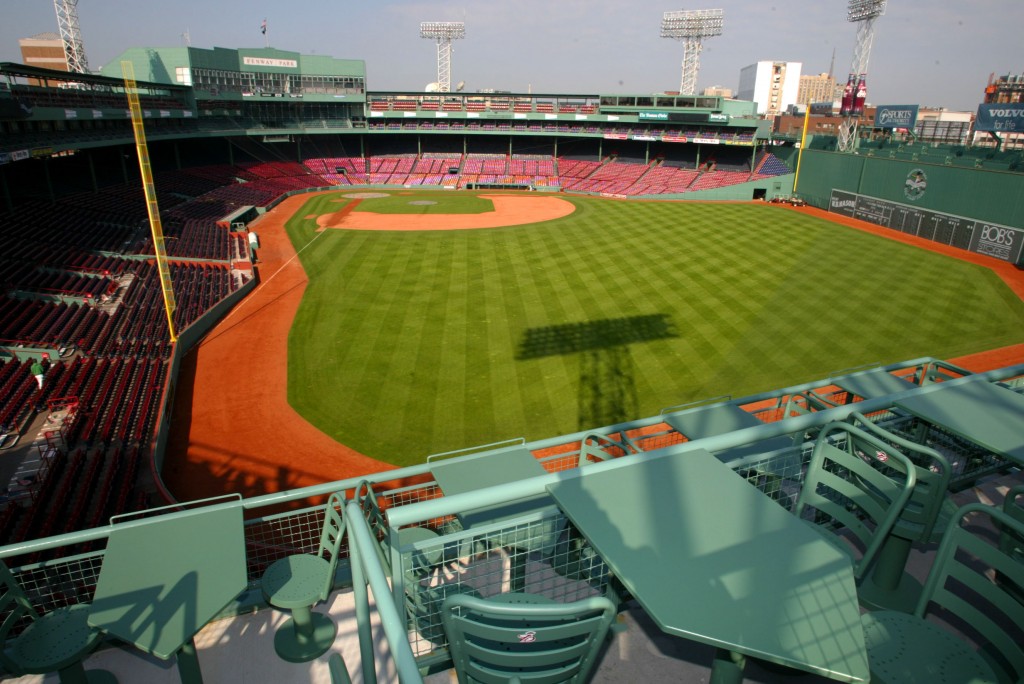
[260,19,267,35]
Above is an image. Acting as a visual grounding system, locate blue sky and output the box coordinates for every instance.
[2,0,1020,112]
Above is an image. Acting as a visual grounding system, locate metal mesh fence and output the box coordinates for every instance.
[397,508,610,659]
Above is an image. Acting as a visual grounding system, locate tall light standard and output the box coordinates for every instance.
[420,21,465,93]
[837,0,887,152]
[660,9,723,96]
[53,0,90,74]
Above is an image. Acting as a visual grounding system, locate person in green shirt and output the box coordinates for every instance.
[30,360,44,390]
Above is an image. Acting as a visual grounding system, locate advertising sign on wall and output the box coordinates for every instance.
[975,103,1024,132]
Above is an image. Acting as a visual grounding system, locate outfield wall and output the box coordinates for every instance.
[797,149,1024,228]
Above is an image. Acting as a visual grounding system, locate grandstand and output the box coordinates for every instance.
[0,44,1023,684]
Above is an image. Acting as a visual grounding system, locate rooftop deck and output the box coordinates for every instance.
[0,357,1021,684]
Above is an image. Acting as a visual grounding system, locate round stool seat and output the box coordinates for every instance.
[262,555,330,609]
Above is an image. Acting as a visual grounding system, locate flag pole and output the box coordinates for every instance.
[262,18,269,47]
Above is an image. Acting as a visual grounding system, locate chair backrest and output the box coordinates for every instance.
[355,480,392,572]
[848,412,952,542]
[794,422,916,580]
[578,432,632,467]
[0,560,38,674]
[315,492,347,602]
[916,503,1024,683]
[1000,484,1024,565]
[441,593,616,684]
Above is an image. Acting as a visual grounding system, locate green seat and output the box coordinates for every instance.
[847,412,956,611]
[794,422,917,583]
[861,503,1024,683]
[441,592,616,684]
[0,561,115,684]
[261,492,346,663]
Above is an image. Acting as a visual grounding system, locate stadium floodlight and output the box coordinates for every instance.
[420,21,465,93]
[53,0,90,74]
[838,0,888,151]
[660,9,723,96]
[847,0,887,22]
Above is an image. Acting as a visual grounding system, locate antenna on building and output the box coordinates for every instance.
[828,47,835,79]
[53,0,90,73]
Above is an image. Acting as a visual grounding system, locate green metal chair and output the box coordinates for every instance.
[793,421,917,583]
[328,652,352,684]
[354,480,443,580]
[0,561,115,684]
[261,492,346,663]
[860,503,1024,683]
[847,412,957,611]
[578,431,637,467]
[996,484,1024,603]
[441,593,616,684]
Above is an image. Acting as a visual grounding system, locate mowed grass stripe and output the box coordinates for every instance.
[285,193,1024,464]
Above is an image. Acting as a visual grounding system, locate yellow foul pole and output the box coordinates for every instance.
[122,60,178,343]
[792,104,812,194]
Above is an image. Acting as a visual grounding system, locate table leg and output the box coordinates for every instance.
[710,648,746,684]
[176,638,204,684]
[58,661,118,684]
[857,534,922,613]
[509,551,527,593]
[273,604,337,663]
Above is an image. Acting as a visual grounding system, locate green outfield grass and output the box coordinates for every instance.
[284,192,1024,465]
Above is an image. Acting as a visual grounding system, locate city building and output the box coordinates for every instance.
[17,32,68,86]
[702,84,733,98]
[797,72,836,107]
[984,72,1024,104]
[737,61,802,117]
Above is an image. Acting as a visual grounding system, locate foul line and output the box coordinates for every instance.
[212,228,327,328]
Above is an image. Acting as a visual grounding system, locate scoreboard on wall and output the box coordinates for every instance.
[829,189,1024,266]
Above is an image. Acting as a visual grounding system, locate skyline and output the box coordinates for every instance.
[1,0,1021,112]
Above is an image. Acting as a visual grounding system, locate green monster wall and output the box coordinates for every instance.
[796,149,1024,229]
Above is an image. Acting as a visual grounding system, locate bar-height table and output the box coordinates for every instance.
[662,402,793,460]
[547,449,869,683]
[431,445,549,527]
[831,369,918,401]
[893,379,1024,464]
[88,501,248,684]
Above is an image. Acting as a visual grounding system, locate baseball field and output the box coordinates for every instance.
[280,191,1024,466]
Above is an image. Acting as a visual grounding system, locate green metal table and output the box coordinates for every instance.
[431,445,548,528]
[547,449,869,683]
[894,379,1024,464]
[663,402,793,461]
[832,369,918,401]
[88,503,248,684]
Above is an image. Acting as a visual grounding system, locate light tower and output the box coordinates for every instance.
[837,0,887,152]
[420,21,465,93]
[53,0,90,74]
[660,9,723,96]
